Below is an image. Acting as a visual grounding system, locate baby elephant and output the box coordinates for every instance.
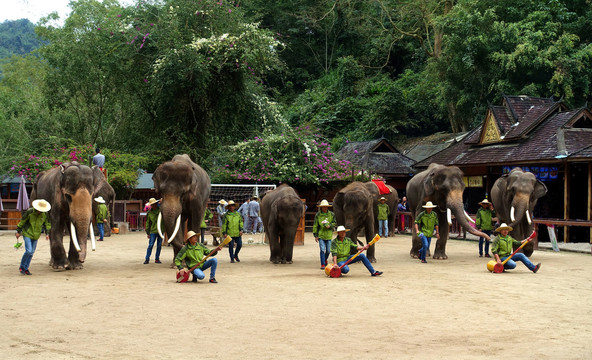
[260,184,305,264]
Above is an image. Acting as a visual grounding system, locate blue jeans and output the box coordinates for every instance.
[20,236,38,271]
[229,236,242,260]
[192,258,218,280]
[97,223,105,240]
[501,253,536,271]
[479,230,492,255]
[145,233,162,261]
[318,239,331,266]
[418,233,431,261]
[378,220,388,237]
[337,253,376,275]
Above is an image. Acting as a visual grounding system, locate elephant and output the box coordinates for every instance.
[333,181,377,262]
[91,166,115,236]
[363,181,399,237]
[260,184,305,264]
[31,161,101,269]
[491,167,547,257]
[152,154,211,260]
[406,163,490,260]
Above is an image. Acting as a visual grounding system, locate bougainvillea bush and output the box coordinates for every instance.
[211,126,353,185]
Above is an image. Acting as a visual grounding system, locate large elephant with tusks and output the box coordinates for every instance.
[31,161,103,270]
[260,184,305,264]
[407,163,490,259]
[152,154,210,260]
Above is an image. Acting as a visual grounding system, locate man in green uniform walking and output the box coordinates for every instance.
[16,199,52,275]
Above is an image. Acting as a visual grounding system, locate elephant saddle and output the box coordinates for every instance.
[371,180,391,195]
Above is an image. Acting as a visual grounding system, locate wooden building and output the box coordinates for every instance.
[415,95,592,243]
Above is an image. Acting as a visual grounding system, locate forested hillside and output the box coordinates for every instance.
[1,0,591,190]
[0,19,42,59]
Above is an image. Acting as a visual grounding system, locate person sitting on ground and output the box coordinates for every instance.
[94,196,110,242]
[16,199,52,275]
[415,201,439,263]
[476,199,495,258]
[144,198,163,264]
[175,230,219,283]
[331,225,382,277]
[313,199,336,269]
[492,223,541,273]
[222,200,243,263]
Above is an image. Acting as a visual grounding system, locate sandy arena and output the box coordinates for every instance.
[1,231,591,359]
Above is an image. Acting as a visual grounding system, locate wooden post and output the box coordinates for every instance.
[564,164,570,243]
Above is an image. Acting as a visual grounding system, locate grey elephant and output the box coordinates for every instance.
[152,154,211,259]
[31,161,102,269]
[363,181,399,237]
[491,167,547,257]
[333,182,377,262]
[91,166,115,236]
[260,184,305,264]
[407,163,490,259]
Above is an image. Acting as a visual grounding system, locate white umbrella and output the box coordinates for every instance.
[16,175,30,211]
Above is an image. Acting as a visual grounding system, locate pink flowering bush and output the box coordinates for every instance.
[212,126,353,185]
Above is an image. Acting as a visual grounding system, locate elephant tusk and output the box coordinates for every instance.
[510,206,516,223]
[464,210,476,224]
[70,222,81,252]
[447,208,452,225]
[526,210,532,225]
[167,215,182,244]
[89,222,96,251]
[157,212,165,240]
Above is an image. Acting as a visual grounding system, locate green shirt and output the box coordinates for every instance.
[331,236,358,263]
[145,208,162,235]
[222,210,243,237]
[476,207,496,231]
[16,208,51,240]
[96,203,110,224]
[377,203,390,221]
[415,210,439,238]
[312,211,336,240]
[491,234,521,257]
[174,242,214,270]
[200,208,213,228]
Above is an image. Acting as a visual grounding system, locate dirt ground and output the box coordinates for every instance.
[0,231,590,360]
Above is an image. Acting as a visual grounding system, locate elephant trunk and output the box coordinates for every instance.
[160,196,183,244]
[510,194,530,227]
[447,192,490,240]
[69,188,93,262]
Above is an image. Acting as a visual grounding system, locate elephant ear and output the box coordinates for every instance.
[423,170,436,197]
[533,180,547,200]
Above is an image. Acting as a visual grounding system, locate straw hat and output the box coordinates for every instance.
[226,200,236,207]
[318,199,331,207]
[148,198,160,205]
[333,225,350,234]
[32,199,51,212]
[479,199,491,205]
[185,230,198,242]
[495,223,513,232]
[379,197,387,201]
[94,196,106,204]
[422,201,437,208]
[218,199,227,205]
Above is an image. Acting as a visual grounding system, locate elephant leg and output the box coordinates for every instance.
[410,219,422,258]
[432,213,448,260]
[67,242,83,270]
[282,228,297,264]
[268,226,281,264]
[365,223,377,263]
[49,224,68,269]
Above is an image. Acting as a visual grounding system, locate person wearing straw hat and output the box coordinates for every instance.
[94,196,110,242]
[222,200,243,263]
[175,230,219,283]
[15,199,52,275]
[414,201,440,263]
[313,199,336,269]
[377,197,390,238]
[144,198,163,264]
[216,199,228,227]
[492,223,541,273]
[476,199,496,258]
[330,225,382,276]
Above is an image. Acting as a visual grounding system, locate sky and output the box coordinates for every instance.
[1,0,73,24]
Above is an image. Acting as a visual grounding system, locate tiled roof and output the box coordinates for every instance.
[337,138,415,175]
